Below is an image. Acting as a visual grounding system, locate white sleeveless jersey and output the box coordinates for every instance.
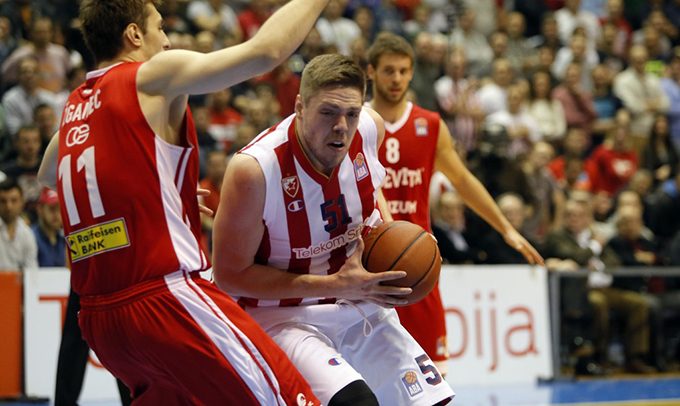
[237,111,386,307]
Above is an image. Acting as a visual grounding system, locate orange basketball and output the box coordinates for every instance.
[362,221,441,305]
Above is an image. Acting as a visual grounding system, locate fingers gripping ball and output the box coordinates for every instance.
[361,221,441,305]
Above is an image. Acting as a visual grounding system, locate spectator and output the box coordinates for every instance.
[238,0,273,41]
[207,88,243,151]
[482,193,537,264]
[528,13,564,52]
[373,0,406,36]
[55,66,88,116]
[544,198,654,373]
[435,48,484,153]
[475,32,510,80]
[270,61,301,118]
[449,8,493,79]
[506,12,538,75]
[31,188,64,267]
[632,11,675,64]
[591,64,622,146]
[2,56,58,137]
[553,63,598,140]
[431,191,485,264]
[549,127,590,178]
[0,126,43,222]
[599,0,632,55]
[528,70,567,144]
[0,16,18,69]
[607,205,658,266]
[612,45,669,152]
[410,32,443,111]
[647,173,680,249]
[1,16,72,93]
[555,0,602,51]
[316,0,361,56]
[562,154,593,196]
[587,109,638,196]
[353,6,377,42]
[194,30,216,54]
[640,115,680,187]
[522,141,566,243]
[636,26,668,77]
[0,178,37,271]
[33,103,57,152]
[230,122,258,154]
[477,58,514,115]
[552,33,600,92]
[461,0,498,38]
[186,0,243,47]
[596,22,627,74]
[485,84,541,159]
[158,0,191,34]
[661,47,680,152]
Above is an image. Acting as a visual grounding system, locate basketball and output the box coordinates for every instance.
[362,221,441,305]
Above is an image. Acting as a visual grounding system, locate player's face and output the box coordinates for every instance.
[296,86,363,176]
[141,5,170,59]
[370,53,413,104]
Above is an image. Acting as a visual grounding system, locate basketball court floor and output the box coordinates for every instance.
[6,375,680,406]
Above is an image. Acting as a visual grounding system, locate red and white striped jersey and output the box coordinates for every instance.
[58,62,209,296]
[377,102,440,233]
[238,111,385,307]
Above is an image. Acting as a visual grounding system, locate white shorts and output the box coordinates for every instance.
[246,302,455,406]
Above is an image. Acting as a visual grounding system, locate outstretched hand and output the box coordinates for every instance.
[503,229,545,266]
[331,238,412,307]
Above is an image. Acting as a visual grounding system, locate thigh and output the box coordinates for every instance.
[342,308,455,406]
[396,282,449,373]
[267,323,364,406]
[81,275,318,406]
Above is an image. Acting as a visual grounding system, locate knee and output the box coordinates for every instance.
[328,380,378,406]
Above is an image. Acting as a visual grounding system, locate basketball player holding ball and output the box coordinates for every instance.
[366,33,545,375]
[213,54,455,406]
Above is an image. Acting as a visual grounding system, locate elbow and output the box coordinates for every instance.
[37,166,56,190]
[248,38,286,72]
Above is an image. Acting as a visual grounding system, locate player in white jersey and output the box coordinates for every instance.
[213,54,455,406]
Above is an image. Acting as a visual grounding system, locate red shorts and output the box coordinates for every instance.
[79,270,319,406]
[396,281,449,373]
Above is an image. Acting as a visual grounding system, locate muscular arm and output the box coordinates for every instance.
[137,0,329,97]
[433,120,544,265]
[212,154,409,304]
[38,131,59,190]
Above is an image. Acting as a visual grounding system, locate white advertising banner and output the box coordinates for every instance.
[440,265,553,385]
[23,268,119,401]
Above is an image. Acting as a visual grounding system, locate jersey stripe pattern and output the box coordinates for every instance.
[58,62,209,295]
[378,102,440,232]
[237,112,385,307]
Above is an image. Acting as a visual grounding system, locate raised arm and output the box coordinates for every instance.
[137,0,329,97]
[38,131,59,190]
[433,120,544,265]
[211,153,410,305]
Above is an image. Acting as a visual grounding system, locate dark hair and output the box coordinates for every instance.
[79,0,162,63]
[368,32,414,69]
[300,54,365,103]
[0,178,22,196]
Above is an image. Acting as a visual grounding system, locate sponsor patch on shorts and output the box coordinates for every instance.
[401,370,423,397]
[66,218,130,262]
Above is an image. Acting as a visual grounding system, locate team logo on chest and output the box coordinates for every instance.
[414,117,429,136]
[282,176,300,198]
[354,152,369,181]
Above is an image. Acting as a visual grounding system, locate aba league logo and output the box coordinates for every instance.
[282,176,300,198]
[354,152,368,181]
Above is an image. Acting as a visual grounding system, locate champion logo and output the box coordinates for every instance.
[328,358,342,366]
[287,199,305,212]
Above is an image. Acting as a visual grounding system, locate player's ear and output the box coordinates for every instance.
[124,23,143,47]
[367,64,375,80]
[294,94,304,117]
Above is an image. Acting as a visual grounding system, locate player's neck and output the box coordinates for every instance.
[369,96,408,124]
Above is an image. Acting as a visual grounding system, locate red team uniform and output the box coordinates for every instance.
[57,62,318,405]
[237,111,454,405]
[377,102,450,373]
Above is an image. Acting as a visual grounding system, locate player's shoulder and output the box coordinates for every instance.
[409,103,441,126]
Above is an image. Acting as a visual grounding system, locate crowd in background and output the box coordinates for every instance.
[1,0,680,376]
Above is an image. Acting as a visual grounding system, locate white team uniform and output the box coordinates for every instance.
[237,111,455,405]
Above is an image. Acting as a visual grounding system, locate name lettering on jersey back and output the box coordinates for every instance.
[382,167,424,189]
[61,89,103,127]
[388,200,418,214]
[292,224,363,259]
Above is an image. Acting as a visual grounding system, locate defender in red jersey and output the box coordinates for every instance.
[366,33,545,375]
[214,54,455,406]
[38,0,328,403]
